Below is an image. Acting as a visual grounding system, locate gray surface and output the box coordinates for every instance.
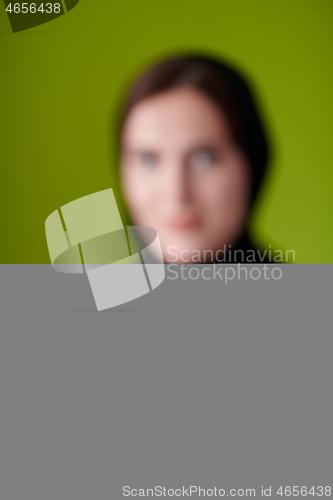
[0,265,332,499]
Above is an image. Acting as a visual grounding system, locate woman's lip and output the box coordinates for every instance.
[164,218,201,230]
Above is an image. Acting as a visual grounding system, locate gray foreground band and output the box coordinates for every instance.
[0,265,332,500]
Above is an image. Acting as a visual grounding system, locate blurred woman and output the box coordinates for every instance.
[116,54,272,263]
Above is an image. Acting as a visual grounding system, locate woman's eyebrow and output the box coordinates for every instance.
[188,135,231,148]
[122,147,160,157]
[186,142,227,154]
[190,144,221,150]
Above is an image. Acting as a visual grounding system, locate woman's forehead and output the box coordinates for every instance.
[121,86,232,149]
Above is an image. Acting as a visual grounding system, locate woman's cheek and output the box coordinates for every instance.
[198,170,231,211]
[123,169,148,209]
[132,184,160,226]
[199,166,248,230]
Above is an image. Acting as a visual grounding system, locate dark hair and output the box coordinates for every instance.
[118,53,271,207]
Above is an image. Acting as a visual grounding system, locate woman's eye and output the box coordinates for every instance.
[190,150,219,169]
[139,152,158,167]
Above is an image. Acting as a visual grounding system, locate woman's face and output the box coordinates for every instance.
[120,86,251,263]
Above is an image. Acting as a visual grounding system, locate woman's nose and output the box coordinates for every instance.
[164,161,192,204]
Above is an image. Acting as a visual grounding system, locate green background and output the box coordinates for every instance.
[1,0,332,263]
